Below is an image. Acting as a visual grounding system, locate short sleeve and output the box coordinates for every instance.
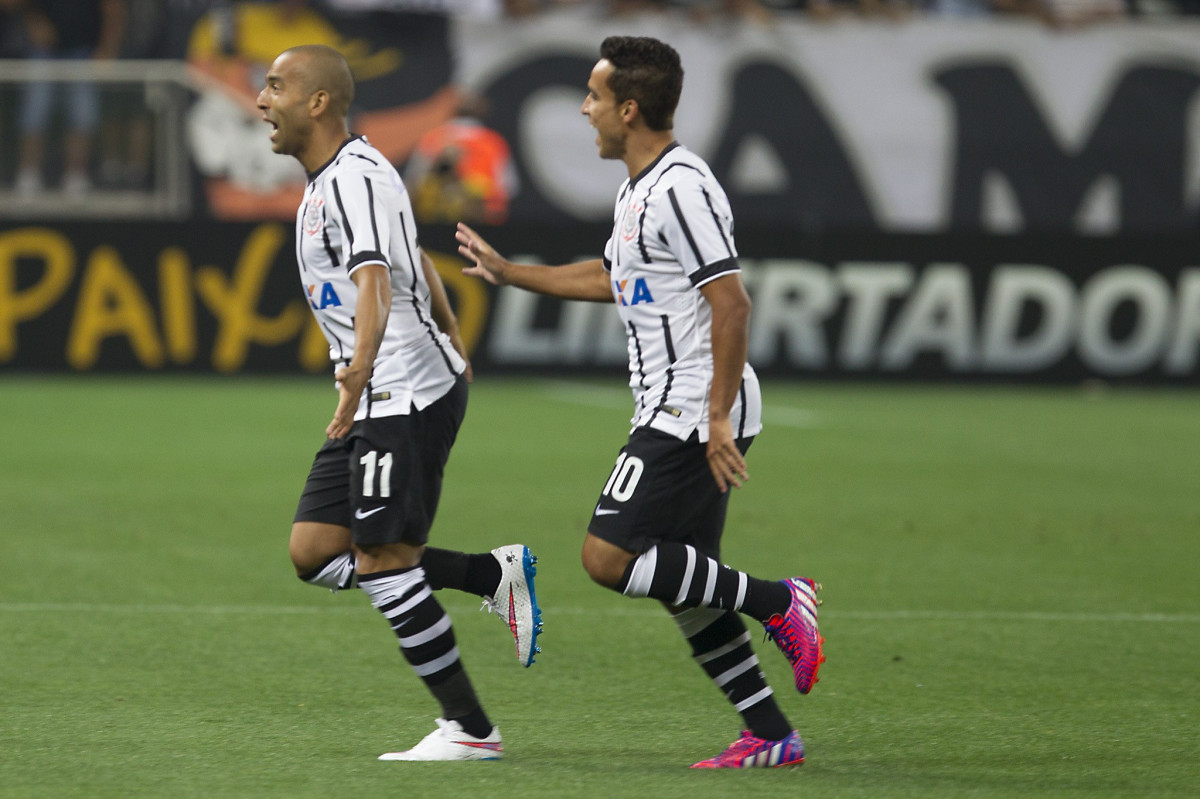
[658,174,738,287]
[329,169,391,275]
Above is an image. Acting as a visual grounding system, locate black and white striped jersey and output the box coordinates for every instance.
[295,135,465,418]
[602,142,762,443]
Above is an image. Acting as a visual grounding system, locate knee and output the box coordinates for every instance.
[580,548,613,587]
[289,522,350,577]
[580,536,632,590]
[288,534,320,577]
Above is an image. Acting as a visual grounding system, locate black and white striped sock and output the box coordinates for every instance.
[618,542,790,621]
[359,566,492,738]
[672,606,792,742]
[299,549,500,596]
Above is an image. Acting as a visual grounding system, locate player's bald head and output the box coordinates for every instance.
[278,44,354,118]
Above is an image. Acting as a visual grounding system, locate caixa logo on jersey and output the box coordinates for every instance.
[303,196,325,236]
[614,278,654,306]
[307,282,342,310]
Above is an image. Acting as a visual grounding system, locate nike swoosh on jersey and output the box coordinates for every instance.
[354,506,386,519]
[594,508,621,516]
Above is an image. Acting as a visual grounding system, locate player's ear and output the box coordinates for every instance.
[310,89,330,118]
[620,99,638,124]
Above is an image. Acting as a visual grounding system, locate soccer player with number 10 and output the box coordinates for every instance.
[457,36,824,769]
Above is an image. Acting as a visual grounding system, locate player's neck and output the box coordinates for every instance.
[624,130,676,180]
[299,127,353,174]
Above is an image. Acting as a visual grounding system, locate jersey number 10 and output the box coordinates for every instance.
[601,452,645,503]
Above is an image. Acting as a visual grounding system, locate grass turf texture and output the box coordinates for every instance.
[1,376,1197,798]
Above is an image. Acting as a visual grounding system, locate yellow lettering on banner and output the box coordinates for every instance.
[195,223,307,372]
[67,246,165,369]
[0,227,75,361]
[429,251,489,355]
[158,247,197,364]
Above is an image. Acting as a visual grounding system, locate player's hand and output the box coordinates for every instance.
[327,363,370,439]
[456,222,507,286]
[706,417,748,493]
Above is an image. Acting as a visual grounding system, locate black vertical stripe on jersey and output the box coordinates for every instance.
[635,190,652,264]
[398,212,457,375]
[392,212,419,297]
[737,380,747,439]
[701,186,735,257]
[321,227,340,268]
[667,186,705,267]
[627,321,649,391]
[364,177,382,255]
[319,319,345,361]
[646,315,676,427]
[660,314,677,364]
[331,178,355,257]
[638,167,685,265]
[401,229,420,294]
[649,367,675,427]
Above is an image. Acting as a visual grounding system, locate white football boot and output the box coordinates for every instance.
[378,718,503,761]
[482,544,543,667]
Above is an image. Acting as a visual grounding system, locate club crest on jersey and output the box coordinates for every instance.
[303,196,325,236]
[614,277,654,306]
[621,200,643,242]
[307,282,342,310]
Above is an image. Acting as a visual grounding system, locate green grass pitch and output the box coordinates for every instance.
[1,376,1197,798]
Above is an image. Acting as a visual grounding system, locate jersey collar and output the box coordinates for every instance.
[307,135,363,182]
[629,141,680,189]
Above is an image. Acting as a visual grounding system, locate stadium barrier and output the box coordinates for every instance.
[6,16,1200,235]
[0,59,193,220]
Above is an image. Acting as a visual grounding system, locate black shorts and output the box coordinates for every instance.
[293,376,467,547]
[587,426,754,558]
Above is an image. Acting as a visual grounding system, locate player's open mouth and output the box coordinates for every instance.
[263,117,278,139]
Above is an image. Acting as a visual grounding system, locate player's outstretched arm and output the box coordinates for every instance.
[456,222,613,302]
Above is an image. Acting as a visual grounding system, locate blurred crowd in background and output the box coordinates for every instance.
[0,0,1196,220]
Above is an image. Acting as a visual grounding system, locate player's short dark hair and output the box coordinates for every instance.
[285,44,355,118]
[599,36,683,132]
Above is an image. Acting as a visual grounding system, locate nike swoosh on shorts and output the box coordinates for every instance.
[355,506,386,519]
